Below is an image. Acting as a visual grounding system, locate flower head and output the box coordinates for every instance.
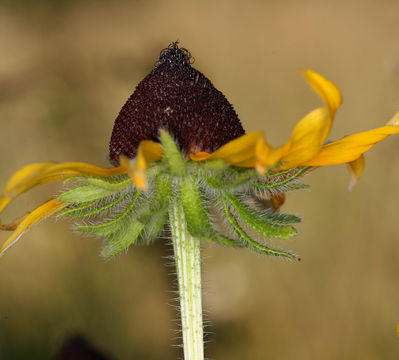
[0,42,398,258]
[109,42,245,164]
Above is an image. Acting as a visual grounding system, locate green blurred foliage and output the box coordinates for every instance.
[0,0,398,359]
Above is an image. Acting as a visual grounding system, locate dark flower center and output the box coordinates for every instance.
[109,42,245,165]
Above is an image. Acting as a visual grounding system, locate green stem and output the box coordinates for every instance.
[169,200,204,360]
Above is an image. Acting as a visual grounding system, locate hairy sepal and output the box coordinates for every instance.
[58,194,127,219]
[222,200,297,260]
[136,174,172,244]
[83,176,132,191]
[181,178,242,248]
[59,184,117,203]
[74,191,141,236]
[160,130,186,176]
[102,218,145,258]
[225,194,297,239]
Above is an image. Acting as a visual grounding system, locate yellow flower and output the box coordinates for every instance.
[0,50,397,256]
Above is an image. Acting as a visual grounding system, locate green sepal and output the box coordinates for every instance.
[198,159,229,170]
[159,130,186,176]
[74,191,141,236]
[83,176,132,191]
[137,210,168,244]
[101,219,145,258]
[223,201,297,260]
[150,174,172,211]
[134,174,171,244]
[59,194,128,219]
[59,185,116,203]
[224,194,297,239]
[57,200,97,218]
[254,211,301,225]
[181,178,212,238]
[253,167,310,190]
[202,171,252,190]
[199,234,243,248]
[180,178,242,248]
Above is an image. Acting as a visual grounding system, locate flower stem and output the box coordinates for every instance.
[169,200,204,360]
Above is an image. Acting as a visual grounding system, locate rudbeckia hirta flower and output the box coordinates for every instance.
[0,42,398,258]
[1,41,398,360]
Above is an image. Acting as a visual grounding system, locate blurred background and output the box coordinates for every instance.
[0,0,398,359]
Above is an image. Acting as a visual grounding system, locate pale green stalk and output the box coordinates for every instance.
[169,200,204,360]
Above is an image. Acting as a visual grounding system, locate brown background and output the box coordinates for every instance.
[0,0,398,359]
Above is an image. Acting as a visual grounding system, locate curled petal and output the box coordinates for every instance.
[279,108,331,169]
[386,110,399,126]
[190,131,263,167]
[0,214,27,231]
[255,137,289,174]
[303,125,399,166]
[0,162,56,214]
[301,69,342,116]
[121,140,163,190]
[278,71,343,169]
[3,162,56,194]
[0,199,68,256]
[347,155,365,191]
[271,193,286,211]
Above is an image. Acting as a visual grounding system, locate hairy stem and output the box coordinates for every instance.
[169,200,204,360]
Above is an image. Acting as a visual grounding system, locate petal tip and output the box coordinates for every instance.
[386,111,399,127]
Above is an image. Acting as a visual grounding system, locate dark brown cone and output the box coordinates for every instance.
[109,43,245,165]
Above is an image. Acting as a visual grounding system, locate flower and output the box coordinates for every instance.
[0,42,398,258]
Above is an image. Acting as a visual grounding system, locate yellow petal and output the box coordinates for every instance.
[255,136,289,174]
[0,214,26,231]
[303,125,399,166]
[271,193,286,211]
[346,155,365,191]
[190,131,263,167]
[0,162,127,215]
[279,108,332,169]
[0,199,68,256]
[3,162,56,194]
[278,71,343,169]
[121,140,163,190]
[253,71,343,171]
[301,69,342,115]
[386,110,399,126]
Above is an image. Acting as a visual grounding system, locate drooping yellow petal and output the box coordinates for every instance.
[346,155,365,191]
[0,162,127,215]
[278,71,343,169]
[271,193,286,211]
[0,199,68,256]
[278,108,331,169]
[121,140,163,190]
[255,136,289,174]
[3,162,57,194]
[0,162,57,214]
[0,214,27,231]
[386,110,399,126]
[190,131,263,167]
[250,71,342,172]
[302,125,399,166]
[301,69,342,115]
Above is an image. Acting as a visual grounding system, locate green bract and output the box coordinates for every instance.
[58,131,307,259]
